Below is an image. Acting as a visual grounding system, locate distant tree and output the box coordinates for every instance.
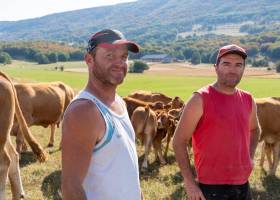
[35,53,50,64]
[183,48,193,60]
[209,50,219,64]
[129,60,149,73]
[57,52,70,62]
[276,62,280,73]
[47,52,58,63]
[246,46,259,57]
[201,52,211,63]
[70,51,84,61]
[191,51,201,65]
[269,46,280,59]
[173,50,185,60]
[0,52,12,64]
[252,59,269,67]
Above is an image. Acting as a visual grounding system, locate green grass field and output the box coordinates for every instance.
[2,61,280,199]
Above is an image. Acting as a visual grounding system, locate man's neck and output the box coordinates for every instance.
[212,82,236,95]
[85,79,117,105]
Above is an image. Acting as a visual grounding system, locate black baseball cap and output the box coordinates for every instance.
[87,29,140,53]
[216,44,247,64]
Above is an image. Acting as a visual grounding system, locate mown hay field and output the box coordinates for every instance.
[1,60,280,200]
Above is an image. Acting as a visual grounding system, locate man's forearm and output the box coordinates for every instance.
[173,140,196,185]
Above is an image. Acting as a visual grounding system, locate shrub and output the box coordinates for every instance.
[35,53,50,64]
[191,51,201,65]
[0,52,12,64]
[129,60,149,73]
[276,62,280,73]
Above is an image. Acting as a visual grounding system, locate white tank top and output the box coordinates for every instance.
[72,90,141,200]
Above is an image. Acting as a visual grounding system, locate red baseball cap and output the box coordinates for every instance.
[216,44,247,64]
[87,29,140,53]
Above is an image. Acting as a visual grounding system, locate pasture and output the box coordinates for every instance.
[1,60,280,199]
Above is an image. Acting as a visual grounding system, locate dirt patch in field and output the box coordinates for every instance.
[65,62,280,78]
[144,62,279,77]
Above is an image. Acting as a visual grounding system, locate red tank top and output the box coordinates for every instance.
[193,85,253,184]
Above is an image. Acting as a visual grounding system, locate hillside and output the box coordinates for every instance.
[0,0,279,44]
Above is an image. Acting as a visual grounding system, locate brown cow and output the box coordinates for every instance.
[153,110,178,164]
[256,97,280,175]
[128,90,172,104]
[123,96,164,118]
[12,81,74,152]
[0,71,46,200]
[168,96,184,109]
[131,106,157,171]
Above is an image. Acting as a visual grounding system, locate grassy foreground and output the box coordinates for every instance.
[1,62,280,199]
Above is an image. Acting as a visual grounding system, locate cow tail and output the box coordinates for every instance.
[0,71,47,162]
[143,105,151,133]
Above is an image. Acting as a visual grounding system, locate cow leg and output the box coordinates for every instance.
[15,115,33,154]
[15,132,25,154]
[270,142,280,175]
[259,142,266,169]
[0,147,10,200]
[48,124,56,147]
[266,144,273,172]
[141,133,153,171]
[6,138,25,200]
[153,137,166,165]
[164,130,173,159]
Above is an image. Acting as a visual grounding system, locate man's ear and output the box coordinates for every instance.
[85,53,94,65]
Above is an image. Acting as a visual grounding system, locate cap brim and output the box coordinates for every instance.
[220,50,247,60]
[97,40,139,53]
[113,40,140,53]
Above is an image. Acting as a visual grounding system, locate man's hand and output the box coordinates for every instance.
[184,181,206,200]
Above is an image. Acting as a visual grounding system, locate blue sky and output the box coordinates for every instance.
[1,0,136,21]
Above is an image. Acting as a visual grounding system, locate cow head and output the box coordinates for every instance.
[157,111,172,130]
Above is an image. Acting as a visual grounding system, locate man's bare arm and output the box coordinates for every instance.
[61,100,105,200]
[249,99,261,160]
[173,93,205,200]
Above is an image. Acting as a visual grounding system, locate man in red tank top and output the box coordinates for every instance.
[173,44,260,200]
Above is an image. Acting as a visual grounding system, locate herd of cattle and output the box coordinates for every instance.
[0,71,280,199]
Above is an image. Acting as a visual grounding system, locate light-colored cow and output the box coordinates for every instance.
[131,106,157,171]
[128,90,173,104]
[0,71,46,200]
[256,97,280,175]
[12,81,74,152]
[123,96,164,118]
[153,110,176,165]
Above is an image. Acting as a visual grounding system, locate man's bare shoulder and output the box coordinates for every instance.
[185,92,203,109]
[63,99,105,135]
[64,99,100,121]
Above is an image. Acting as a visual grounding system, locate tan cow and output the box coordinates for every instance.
[131,106,157,171]
[12,81,74,152]
[168,96,184,109]
[128,90,173,104]
[0,71,46,200]
[256,97,280,175]
[123,96,165,118]
[153,110,176,165]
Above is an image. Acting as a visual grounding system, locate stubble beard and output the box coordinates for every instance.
[92,63,126,86]
[221,75,242,89]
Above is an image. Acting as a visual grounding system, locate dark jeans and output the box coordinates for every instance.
[199,182,252,200]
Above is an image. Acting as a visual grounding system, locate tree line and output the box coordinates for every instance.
[1,32,280,67]
[0,46,84,64]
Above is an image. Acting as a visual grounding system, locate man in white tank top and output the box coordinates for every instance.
[61,29,143,200]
